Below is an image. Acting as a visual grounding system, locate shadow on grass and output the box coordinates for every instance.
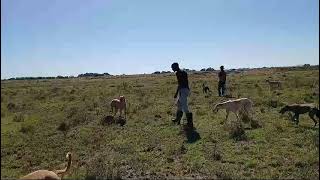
[183,126,201,143]
[101,115,127,126]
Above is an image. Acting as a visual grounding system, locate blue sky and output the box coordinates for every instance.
[1,0,319,78]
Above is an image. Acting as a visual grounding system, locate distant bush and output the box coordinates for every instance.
[78,72,111,78]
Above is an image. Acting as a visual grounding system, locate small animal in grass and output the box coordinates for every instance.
[110,96,127,118]
[212,98,253,123]
[202,83,211,94]
[279,104,319,127]
[20,152,72,180]
[266,79,282,89]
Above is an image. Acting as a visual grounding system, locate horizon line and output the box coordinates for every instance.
[1,64,319,80]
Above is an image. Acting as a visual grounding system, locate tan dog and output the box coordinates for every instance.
[20,152,72,180]
[110,96,127,118]
[213,98,253,123]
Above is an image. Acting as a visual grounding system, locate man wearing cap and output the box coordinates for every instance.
[171,62,193,129]
[218,65,227,97]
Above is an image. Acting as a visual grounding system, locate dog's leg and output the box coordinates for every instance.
[235,112,240,121]
[225,110,230,123]
[114,107,118,117]
[294,113,300,125]
[308,110,318,127]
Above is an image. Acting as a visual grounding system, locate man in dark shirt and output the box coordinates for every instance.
[218,66,227,97]
[171,63,193,129]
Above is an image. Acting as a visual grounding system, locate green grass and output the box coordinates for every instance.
[1,69,319,179]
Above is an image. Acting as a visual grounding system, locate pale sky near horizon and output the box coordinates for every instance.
[1,0,319,79]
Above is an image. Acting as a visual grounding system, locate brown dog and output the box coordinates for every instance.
[110,96,126,118]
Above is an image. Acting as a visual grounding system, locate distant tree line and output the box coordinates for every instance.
[152,71,171,74]
[200,67,215,72]
[77,72,111,77]
[3,72,112,81]
[5,76,73,81]
[3,64,318,80]
[152,69,198,74]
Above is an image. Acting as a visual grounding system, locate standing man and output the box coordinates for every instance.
[218,65,227,97]
[171,63,193,129]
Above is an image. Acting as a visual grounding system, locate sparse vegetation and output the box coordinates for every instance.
[1,68,319,179]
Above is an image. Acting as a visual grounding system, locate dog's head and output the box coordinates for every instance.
[279,105,289,114]
[119,96,126,102]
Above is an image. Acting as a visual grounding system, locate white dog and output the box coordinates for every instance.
[213,98,253,123]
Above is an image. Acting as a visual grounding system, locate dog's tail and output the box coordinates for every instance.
[54,152,72,176]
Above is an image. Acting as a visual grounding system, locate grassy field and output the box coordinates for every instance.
[1,68,319,179]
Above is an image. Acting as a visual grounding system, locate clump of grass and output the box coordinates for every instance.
[215,165,233,179]
[57,122,69,132]
[303,94,314,103]
[85,157,109,179]
[20,122,34,134]
[66,106,78,118]
[212,143,222,161]
[246,159,258,169]
[274,123,284,133]
[101,115,115,125]
[269,99,278,108]
[250,119,262,129]
[229,121,247,141]
[51,87,60,93]
[13,113,25,122]
[7,102,16,111]
[85,151,123,180]
[314,132,319,150]
[70,89,76,94]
